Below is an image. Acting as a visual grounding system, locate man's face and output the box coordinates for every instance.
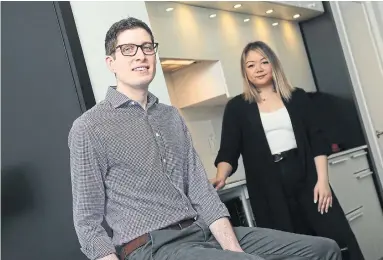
[106,28,157,90]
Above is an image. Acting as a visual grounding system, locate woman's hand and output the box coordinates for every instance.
[212,162,233,190]
[210,174,227,190]
[313,180,332,214]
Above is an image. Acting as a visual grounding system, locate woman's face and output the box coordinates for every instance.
[244,50,273,88]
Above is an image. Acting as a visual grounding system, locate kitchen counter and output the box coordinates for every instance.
[217,180,254,227]
[328,145,368,159]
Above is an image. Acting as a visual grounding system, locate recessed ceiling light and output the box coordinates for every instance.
[266,9,273,14]
[209,14,217,18]
[272,22,279,26]
[244,18,250,22]
[293,14,301,19]
[165,7,174,12]
[234,4,242,9]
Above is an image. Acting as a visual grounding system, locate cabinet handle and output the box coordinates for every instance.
[351,151,367,158]
[355,170,373,180]
[347,210,364,223]
[330,158,349,165]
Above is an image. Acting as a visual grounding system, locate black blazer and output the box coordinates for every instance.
[215,88,331,230]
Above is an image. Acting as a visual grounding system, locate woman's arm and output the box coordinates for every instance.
[314,155,329,184]
[297,89,332,214]
[213,99,242,189]
[213,162,233,190]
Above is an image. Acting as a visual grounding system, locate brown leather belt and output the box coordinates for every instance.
[119,219,195,260]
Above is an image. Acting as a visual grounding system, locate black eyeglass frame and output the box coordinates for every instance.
[114,42,159,57]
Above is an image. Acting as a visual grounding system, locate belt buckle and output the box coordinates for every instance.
[274,154,284,162]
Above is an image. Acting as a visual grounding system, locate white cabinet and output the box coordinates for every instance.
[328,146,383,260]
[164,60,229,109]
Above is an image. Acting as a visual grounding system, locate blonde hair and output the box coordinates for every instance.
[240,41,294,103]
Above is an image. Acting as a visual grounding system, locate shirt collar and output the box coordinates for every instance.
[105,86,159,109]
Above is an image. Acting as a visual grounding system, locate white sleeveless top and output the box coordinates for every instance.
[260,107,297,155]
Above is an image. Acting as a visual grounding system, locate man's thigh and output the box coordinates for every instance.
[157,243,264,260]
[128,223,264,260]
[234,226,341,260]
[133,241,264,260]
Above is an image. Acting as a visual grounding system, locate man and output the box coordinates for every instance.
[68,17,342,260]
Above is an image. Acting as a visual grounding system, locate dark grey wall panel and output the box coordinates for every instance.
[1,2,89,259]
[300,2,366,150]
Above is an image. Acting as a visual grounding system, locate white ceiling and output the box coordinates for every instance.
[175,1,324,21]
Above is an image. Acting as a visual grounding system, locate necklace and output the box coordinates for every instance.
[256,89,267,102]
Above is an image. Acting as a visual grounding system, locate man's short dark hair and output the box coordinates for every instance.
[104,17,155,56]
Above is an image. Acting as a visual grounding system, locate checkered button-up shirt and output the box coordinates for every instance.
[68,87,229,260]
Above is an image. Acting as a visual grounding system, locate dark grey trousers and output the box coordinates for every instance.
[125,220,342,260]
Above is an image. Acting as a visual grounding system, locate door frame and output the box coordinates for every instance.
[329,1,383,196]
[54,1,96,111]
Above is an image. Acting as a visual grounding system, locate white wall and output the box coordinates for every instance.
[146,1,317,98]
[70,1,171,105]
[179,105,247,183]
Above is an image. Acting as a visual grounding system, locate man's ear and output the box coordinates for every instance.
[105,55,116,73]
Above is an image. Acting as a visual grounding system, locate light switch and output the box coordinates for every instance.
[208,133,217,155]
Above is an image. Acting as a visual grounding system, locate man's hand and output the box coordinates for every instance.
[313,180,332,214]
[99,254,119,260]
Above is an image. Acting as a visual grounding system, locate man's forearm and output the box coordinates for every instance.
[99,254,118,260]
[209,217,243,252]
[314,155,329,183]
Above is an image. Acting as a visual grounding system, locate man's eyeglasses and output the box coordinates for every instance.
[115,43,159,57]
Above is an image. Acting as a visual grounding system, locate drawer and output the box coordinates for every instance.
[346,204,383,260]
[329,150,370,215]
[330,168,374,215]
[329,150,369,175]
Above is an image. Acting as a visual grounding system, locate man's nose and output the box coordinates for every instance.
[134,46,146,60]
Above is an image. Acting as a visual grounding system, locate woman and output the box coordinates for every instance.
[213,41,363,260]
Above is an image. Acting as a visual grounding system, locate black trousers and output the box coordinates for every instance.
[272,150,364,260]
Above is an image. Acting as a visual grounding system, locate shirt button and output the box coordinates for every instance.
[185,207,189,211]
[131,102,135,105]
[163,159,166,163]
[155,133,160,137]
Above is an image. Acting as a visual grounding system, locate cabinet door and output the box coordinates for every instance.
[329,150,383,260]
[347,171,383,260]
[329,151,369,214]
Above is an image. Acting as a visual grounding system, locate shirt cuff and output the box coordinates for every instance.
[81,236,116,260]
